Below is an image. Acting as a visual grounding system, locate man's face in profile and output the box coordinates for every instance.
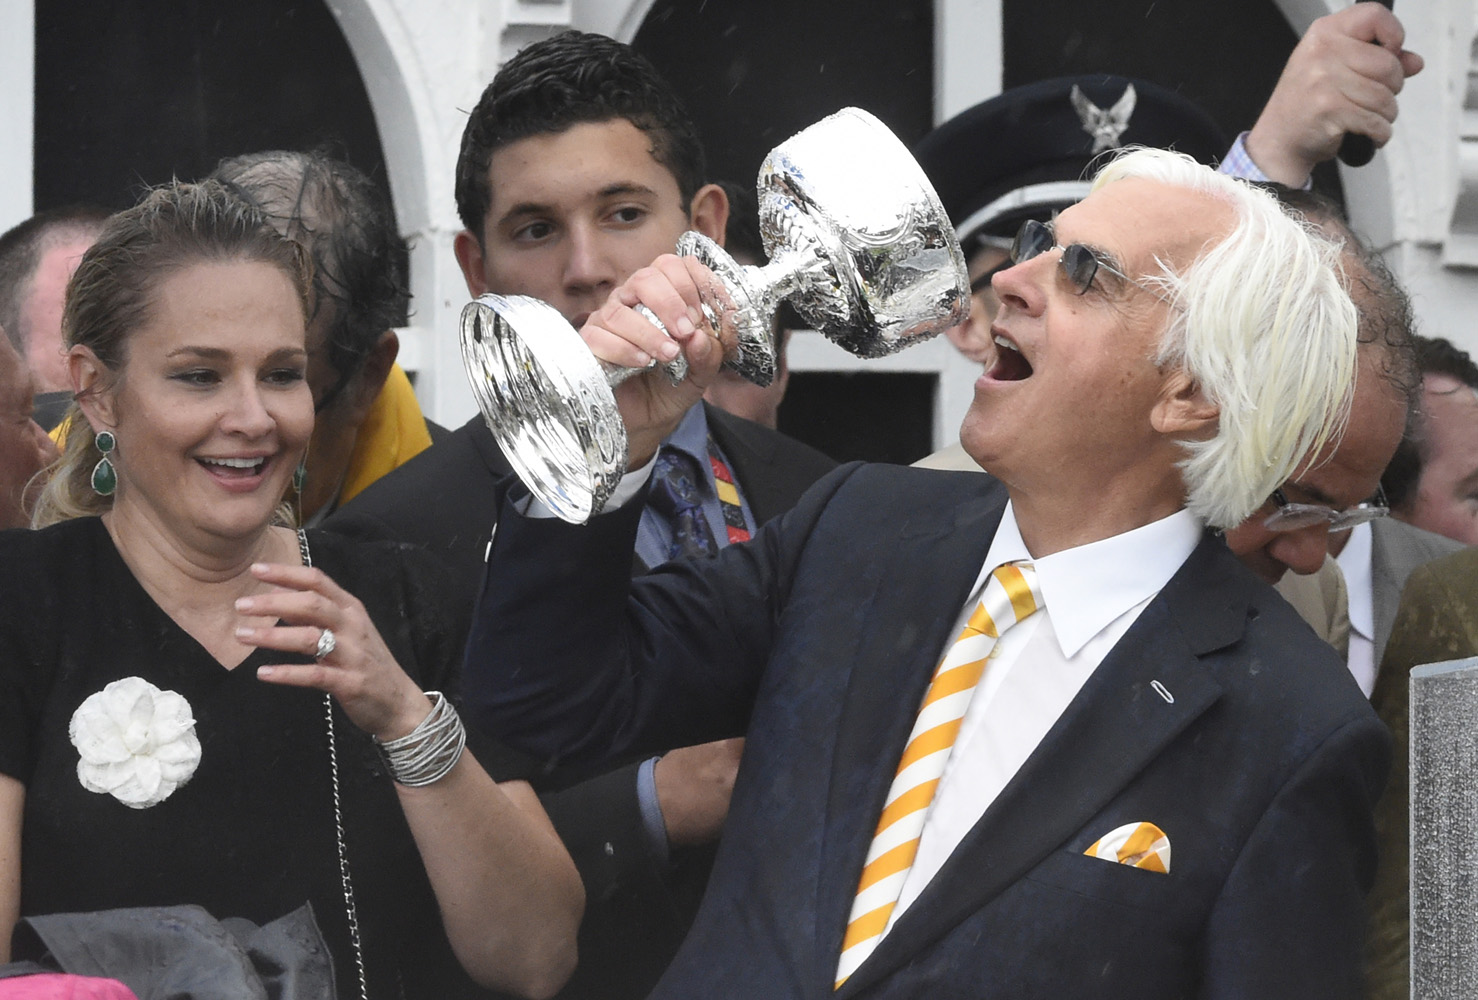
[0,335,59,529]
[458,118,697,327]
[959,177,1229,503]
[1401,373,1478,545]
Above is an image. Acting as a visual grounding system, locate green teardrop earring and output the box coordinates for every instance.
[91,430,117,497]
[292,462,307,494]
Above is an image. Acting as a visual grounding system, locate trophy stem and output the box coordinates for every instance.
[746,245,835,317]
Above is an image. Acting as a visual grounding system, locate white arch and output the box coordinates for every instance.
[572,0,658,42]
[322,0,445,234]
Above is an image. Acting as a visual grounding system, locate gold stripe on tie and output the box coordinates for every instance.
[834,561,1043,990]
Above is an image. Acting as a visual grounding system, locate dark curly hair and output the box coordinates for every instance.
[454,30,706,240]
[211,149,410,410]
[1383,335,1478,510]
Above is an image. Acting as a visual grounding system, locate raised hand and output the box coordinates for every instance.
[1245,4,1423,186]
[579,253,735,467]
[236,561,432,742]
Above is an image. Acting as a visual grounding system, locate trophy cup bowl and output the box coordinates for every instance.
[461,106,969,524]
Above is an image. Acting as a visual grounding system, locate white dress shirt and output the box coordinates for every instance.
[1334,522,1376,697]
[889,502,1205,925]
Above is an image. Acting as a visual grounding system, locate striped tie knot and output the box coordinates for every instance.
[835,559,1043,989]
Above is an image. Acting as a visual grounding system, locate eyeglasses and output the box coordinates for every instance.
[1009,219,1175,305]
[1261,483,1390,533]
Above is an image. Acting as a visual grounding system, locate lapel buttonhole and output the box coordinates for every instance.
[1151,679,1174,704]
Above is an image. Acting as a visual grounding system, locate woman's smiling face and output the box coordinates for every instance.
[89,258,313,545]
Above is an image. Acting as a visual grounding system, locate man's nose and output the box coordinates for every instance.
[1268,522,1331,577]
[991,254,1047,316]
[563,223,617,294]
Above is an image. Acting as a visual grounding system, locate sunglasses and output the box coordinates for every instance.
[1009,219,1175,305]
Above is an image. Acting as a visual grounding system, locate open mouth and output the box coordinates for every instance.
[987,334,1033,382]
[198,456,269,479]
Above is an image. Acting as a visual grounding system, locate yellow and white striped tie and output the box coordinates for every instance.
[835,561,1043,989]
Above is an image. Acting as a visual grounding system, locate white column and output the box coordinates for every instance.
[934,0,1002,123]
[0,0,35,232]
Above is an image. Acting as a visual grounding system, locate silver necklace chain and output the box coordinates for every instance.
[298,529,371,1000]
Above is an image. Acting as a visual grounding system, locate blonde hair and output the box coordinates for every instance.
[31,180,312,528]
[1091,148,1358,529]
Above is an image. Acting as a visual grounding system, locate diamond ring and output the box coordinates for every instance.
[315,627,337,660]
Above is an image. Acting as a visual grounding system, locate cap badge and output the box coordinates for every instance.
[1070,83,1137,154]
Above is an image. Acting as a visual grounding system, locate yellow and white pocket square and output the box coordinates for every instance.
[1084,821,1171,874]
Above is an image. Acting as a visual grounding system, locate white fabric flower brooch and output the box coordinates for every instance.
[68,677,202,809]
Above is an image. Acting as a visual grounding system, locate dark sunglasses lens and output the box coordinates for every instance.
[1060,245,1099,294]
[1011,220,1052,264]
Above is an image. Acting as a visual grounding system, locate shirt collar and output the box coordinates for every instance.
[983,502,1206,657]
[1334,521,1374,640]
[664,403,712,467]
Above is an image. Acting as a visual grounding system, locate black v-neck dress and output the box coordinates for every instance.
[0,517,524,999]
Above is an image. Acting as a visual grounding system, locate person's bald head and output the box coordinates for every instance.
[0,206,111,393]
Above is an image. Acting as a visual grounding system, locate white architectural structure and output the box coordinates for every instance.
[3,0,1473,444]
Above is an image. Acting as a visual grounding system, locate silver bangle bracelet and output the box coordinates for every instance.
[373,691,466,787]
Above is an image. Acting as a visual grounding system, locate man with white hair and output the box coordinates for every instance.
[464,149,1385,998]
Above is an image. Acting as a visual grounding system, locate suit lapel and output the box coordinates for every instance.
[812,484,1007,987]
[835,533,1241,997]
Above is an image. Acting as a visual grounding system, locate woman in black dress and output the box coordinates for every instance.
[0,181,582,999]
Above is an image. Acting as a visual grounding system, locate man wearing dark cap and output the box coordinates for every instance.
[915,76,1227,387]
[915,3,1420,473]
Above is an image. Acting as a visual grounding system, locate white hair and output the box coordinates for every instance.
[1090,147,1357,529]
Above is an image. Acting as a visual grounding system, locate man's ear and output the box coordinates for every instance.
[688,183,730,244]
[453,229,490,297]
[344,330,400,424]
[1152,370,1219,439]
[67,345,115,431]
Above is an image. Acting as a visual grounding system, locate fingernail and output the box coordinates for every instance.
[676,316,697,338]
[234,626,255,640]
[251,562,269,574]
[235,598,254,612]
[257,665,275,678]
[660,341,681,360]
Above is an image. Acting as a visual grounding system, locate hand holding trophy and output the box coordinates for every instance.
[460,106,969,523]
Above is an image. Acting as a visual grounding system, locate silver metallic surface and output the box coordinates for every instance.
[460,294,627,522]
[460,106,968,523]
[1410,657,1478,999]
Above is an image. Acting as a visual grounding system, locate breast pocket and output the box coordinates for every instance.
[1024,847,1188,916]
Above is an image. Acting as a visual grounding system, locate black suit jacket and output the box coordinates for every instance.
[327,403,836,1000]
[466,462,1389,999]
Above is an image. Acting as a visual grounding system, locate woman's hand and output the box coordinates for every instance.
[235,562,431,741]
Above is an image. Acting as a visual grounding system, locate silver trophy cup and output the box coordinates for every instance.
[460,106,969,523]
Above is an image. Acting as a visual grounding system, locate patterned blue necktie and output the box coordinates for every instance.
[649,447,719,560]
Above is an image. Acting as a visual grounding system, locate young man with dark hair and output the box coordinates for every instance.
[335,30,835,1000]
[1381,335,1478,546]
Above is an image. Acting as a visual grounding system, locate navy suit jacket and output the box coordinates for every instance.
[466,462,1389,999]
[329,402,835,1000]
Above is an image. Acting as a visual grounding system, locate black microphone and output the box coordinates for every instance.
[1336,0,1396,168]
